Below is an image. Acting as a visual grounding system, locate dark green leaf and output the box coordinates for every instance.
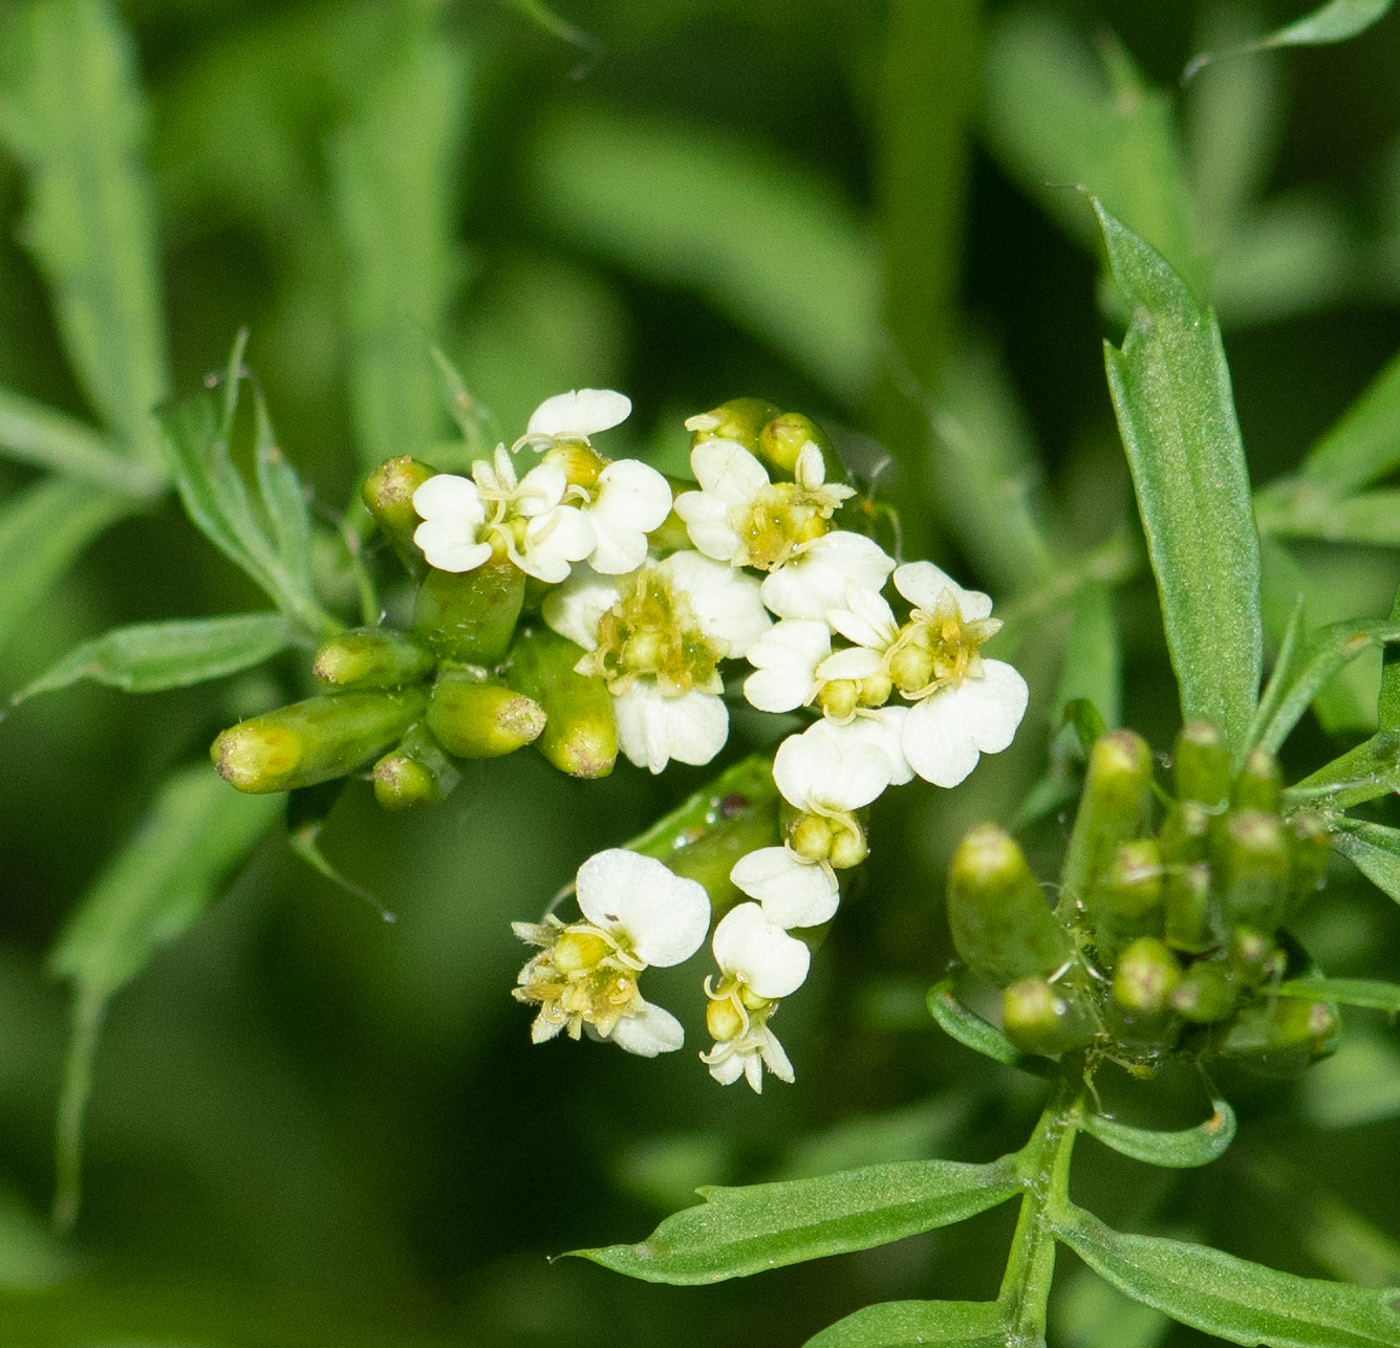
[1081,1096,1236,1169]
[0,0,169,464]
[1247,595,1306,756]
[572,1157,1021,1285]
[12,612,296,702]
[804,1299,1008,1348]
[287,783,395,922]
[1095,199,1262,750]
[0,385,161,495]
[1057,581,1121,732]
[1278,976,1400,1014]
[1287,731,1400,811]
[1332,820,1400,905]
[1054,1204,1400,1348]
[0,477,134,653]
[927,978,1054,1076]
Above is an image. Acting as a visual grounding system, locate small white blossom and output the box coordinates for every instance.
[759,531,896,622]
[524,388,632,443]
[513,849,710,1056]
[731,845,840,928]
[773,720,893,817]
[580,458,673,574]
[700,902,809,1092]
[743,619,832,713]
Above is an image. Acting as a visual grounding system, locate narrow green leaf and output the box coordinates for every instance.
[1379,572,1400,731]
[286,782,395,922]
[984,12,1205,296]
[1332,820,1400,906]
[1303,1032,1400,1129]
[1277,976,1400,1014]
[528,107,878,403]
[1253,617,1400,755]
[1187,0,1393,79]
[1247,594,1306,755]
[251,387,312,577]
[12,612,295,702]
[804,1299,1008,1348]
[0,477,133,652]
[1257,487,1400,547]
[927,978,1055,1076]
[329,19,465,472]
[1287,731,1400,810]
[1095,199,1262,749]
[48,766,282,1227]
[1054,1204,1400,1348]
[504,0,600,64]
[0,0,169,463]
[1081,1096,1236,1168]
[1291,344,1400,497]
[1056,584,1122,731]
[1057,1258,1172,1348]
[572,1156,1021,1285]
[0,385,161,495]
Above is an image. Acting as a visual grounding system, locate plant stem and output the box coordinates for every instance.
[998,1078,1081,1347]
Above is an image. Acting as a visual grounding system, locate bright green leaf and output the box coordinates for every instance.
[1081,1095,1237,1168]
[0,476,133,653]
[0,385,161,495]
[1332,820,1400,906]
[1055,584,1122,731]
[1278,976,1400,1014]
[12,612,296,702]
[1095,199,1262,750]
[1187,0,1393,81]
[804,1299,1008,1348]
[571,1157,1021,1285]
[927,978,1054,1076]
[1257,487,1400,548]
[0,0,169,464]
[1287,731,1400,810]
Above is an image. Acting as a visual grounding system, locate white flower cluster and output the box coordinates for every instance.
[478,395,1029,1092]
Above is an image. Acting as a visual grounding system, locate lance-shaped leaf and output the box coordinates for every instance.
[1095,199,1262,751]
[572,1157,1022,1285]
[1081,1095,1236,1169]
[12,612,297,702]
[1256,489,1400,548]
[0,0,169,465]
[1332,820,1400,906]
[1187,0,1394,81]
[1287,731,1400,811]
[0,385,161,495]
[804,1298,1008,1348]
[48,766,282,1228]
[1053,1204,1400,1348]
[926,979,1055,1077]
[1277,976,1400,1015]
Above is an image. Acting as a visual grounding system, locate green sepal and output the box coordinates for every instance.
[412,551,525,665]
[1172,721,1231,808]
[1080,1091,1237,1169]
[504,624,616,778]
[1219,809,1289,932]
[1091,838,1165,966]
[211,687,428,793]
[312,625,435,689]
[425,671,544,758]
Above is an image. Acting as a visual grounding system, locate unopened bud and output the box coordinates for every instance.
[759,412,835,476]
[1233,745,1283,814]
[947,824,1071,987]
[506,626,617,778]
[1165,860,1216,954]
[1112,938,1180,1015]
[413,552,526,665]
[213,688,428,794]
[1159,800,1211,865]
[372,725,461,810]
[313,627,435,690]
[1221,809,1289,932]
[687,398,782,454]
[1003,976,1096,1057]
[426,673,545,758]
[1228,926,1283,988]
[363,456,436,578]
[1215,997,1340,1076]
[1092,838,1164,966]
[1173,721,1230,808]
[1062,729,1153,906]
[1170,958,1236,1024]
[1286,811,1330,912]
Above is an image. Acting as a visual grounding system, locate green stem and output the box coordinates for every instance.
[53,981,107,1234]
[998,1079,1081,1346]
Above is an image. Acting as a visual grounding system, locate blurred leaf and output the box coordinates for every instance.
[1054,1204,1400,1347]
[287,780,395,922]
[779,1094,971,1182]
[983,10,1206,297]
[1081,1095,1236,1168]
[1277,975,1400,1013]
[48,765,281,1228]
[1288,730,1400,810]
[0,385,161,495]
[156,338,335,638]
[1187,0,1393,80]
[330,17,466,472]
[1250,616,1400,754]
[1057,1258,1171,1348]
[0,1189,78,1289]
[571,1156,1021,1285]
[804,1299,1008,1348]
[1055,585,1122,731]
[1332,818,1400,906]
[504,0,601,66]
[927,978,1055,1077]
[1258,488,1400,547]
[12,612,297,702]
[0,0,169,464]
[528,106,878,403]
[1095,199,1262,750]
[1302,1030,1400,1128]
[0,476,134,654]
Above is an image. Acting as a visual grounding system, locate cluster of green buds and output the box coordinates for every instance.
[946,723,1337,1077]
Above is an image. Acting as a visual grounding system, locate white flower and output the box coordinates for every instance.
[759,531,895,622]
[525,388,632,443]
[700,902,809,1092]
[581,458,673,574]
[731,845,840,928]
[742,619,831,713]
[901,658,1028,788]
[543,552,770,774]
[412,446,593,582]
[512,848,711,1056]
[773,720,892,817]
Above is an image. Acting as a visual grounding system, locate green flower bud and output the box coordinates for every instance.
[505,626,617,779]
[758,411,836,477]
[1112,937,1180,1016]
[1165,860,1216,954]
[687,398,783,453]
[1091,838,1164,966]
[1158,800,1211,865]
[1003,976,1096,1057]
[1228,926,1284,989]
[827,821,868,870]
[1213,996,1340,1076]
[363,456,436,578]
[790,812,834,862]
[212,688,428,794]
[1221,809,1289,933]
[1232,745,1283,814]
[426,673,546,758]
[1286,811,1330,913]
[947,824,1071,987]
[372,724,461,810]
[1062,729,1153,909]
[1172,720,1230,808]
[313,627,436,690]
[413,551,526,666]
[1170,958,1236,1024]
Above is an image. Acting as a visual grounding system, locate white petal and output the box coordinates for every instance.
[706,1049,746,1086]
[772,722,891,812]
[588,460,673,573]
[743,621,829,711]
[412,519,492,573]
[731,847,840,928]
[829,585,898,650]
[842,706,915,785]
[815,646,885,682]
[756,1024,795,1082]
[609,999,685,1056]
[527,388,631,438]
[613,684,729,774]
[576,848,711,965]
[412,473,484,522]
[893,561,992,620]
[712,903,811,998]
[793,440,826,488]
[900,664,1029,789]
[518,505,594,582]
[514,462,568,516]
[673,490,741,561]
[662,550,771,655]
[542,567,621,650]
[761,532,895,622]
[690,438,769,503]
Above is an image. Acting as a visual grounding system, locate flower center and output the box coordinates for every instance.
[886,589,1001,700]
[513,918,647,1041]
[586,566,723,696]
[725,483,834,570]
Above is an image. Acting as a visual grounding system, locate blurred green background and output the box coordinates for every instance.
[2,0,1400,1344]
